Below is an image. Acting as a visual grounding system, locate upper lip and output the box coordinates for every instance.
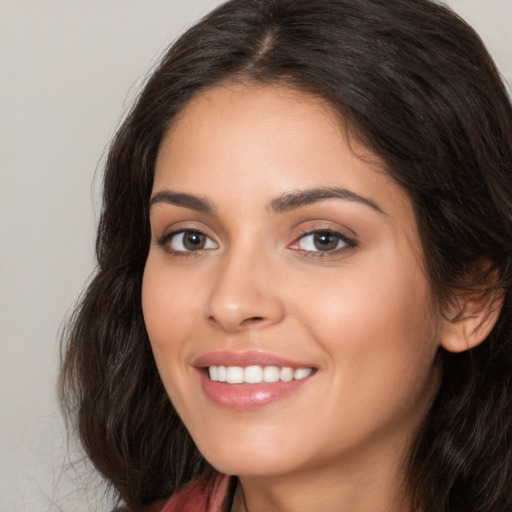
[193,350,315,369]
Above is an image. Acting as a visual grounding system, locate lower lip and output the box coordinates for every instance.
[198,370,312,410]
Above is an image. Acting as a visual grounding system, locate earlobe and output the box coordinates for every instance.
[440,289,504,353]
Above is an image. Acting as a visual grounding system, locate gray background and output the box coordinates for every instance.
[1,1,511,510]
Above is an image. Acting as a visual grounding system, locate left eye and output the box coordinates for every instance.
[167,230,218,252]
[295,230,352,253]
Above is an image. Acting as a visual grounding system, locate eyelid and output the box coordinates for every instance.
[153,222,356,259]
[157,228,219,255]
[289,226,357,258]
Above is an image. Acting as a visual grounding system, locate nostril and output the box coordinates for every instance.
[207,314,266,330]
[240,316,265,325]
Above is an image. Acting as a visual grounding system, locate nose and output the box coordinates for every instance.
[204,248,286,332]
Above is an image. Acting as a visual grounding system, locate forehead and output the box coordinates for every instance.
[153,83,413,224]
[158,83,348,168]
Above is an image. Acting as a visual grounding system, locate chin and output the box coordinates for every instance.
[193,427,304,477]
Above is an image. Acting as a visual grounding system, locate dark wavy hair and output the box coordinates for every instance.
[59,0,512,510]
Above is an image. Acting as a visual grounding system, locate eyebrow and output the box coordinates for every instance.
[149,190,215,214]
[269,187,384,214]
[149,186,384,215]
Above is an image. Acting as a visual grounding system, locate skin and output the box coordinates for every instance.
[142,83,460,511]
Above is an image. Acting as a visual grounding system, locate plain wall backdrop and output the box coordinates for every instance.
[1,1,511,511]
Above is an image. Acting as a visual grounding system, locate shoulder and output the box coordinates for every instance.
[153,471,235,512]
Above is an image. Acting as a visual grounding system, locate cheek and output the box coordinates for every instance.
[142,266,169,351]
[296,254,435,338]
[141,260,202,417]
[141,259,197,365]
[294,253,439,406]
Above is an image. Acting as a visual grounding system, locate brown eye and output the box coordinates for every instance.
[295,229,355,254]
[312,231,339,251]
[164,230,218,252]
[182,231,206,250]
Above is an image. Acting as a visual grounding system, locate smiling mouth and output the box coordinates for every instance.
[208,365,314,384]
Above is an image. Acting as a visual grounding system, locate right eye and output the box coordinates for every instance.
[159,230,218,253]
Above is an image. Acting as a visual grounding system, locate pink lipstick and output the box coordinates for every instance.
[194,351,316,410]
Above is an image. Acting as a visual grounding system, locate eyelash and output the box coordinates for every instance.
[156,227,357,259]
[157,229,218,258]
[291,228,357,259]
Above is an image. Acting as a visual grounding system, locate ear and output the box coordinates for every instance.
[440,288,503,353]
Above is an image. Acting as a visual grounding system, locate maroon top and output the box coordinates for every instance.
[152,472,235,512]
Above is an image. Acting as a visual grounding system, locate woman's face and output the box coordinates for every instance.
[142,84,445,480]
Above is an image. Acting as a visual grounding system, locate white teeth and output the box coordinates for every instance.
[208,366,218,381]
[294,368,313,380]
[280,367,294,382]
[217,366,227,382]
[244,365,263,384]
[207,365,313,384]
[226,366,244,384]
[262,366,280,382]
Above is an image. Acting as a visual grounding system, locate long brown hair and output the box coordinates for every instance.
[60,0,512,510]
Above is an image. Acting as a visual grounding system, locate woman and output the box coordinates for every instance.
[59,0,512,511]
